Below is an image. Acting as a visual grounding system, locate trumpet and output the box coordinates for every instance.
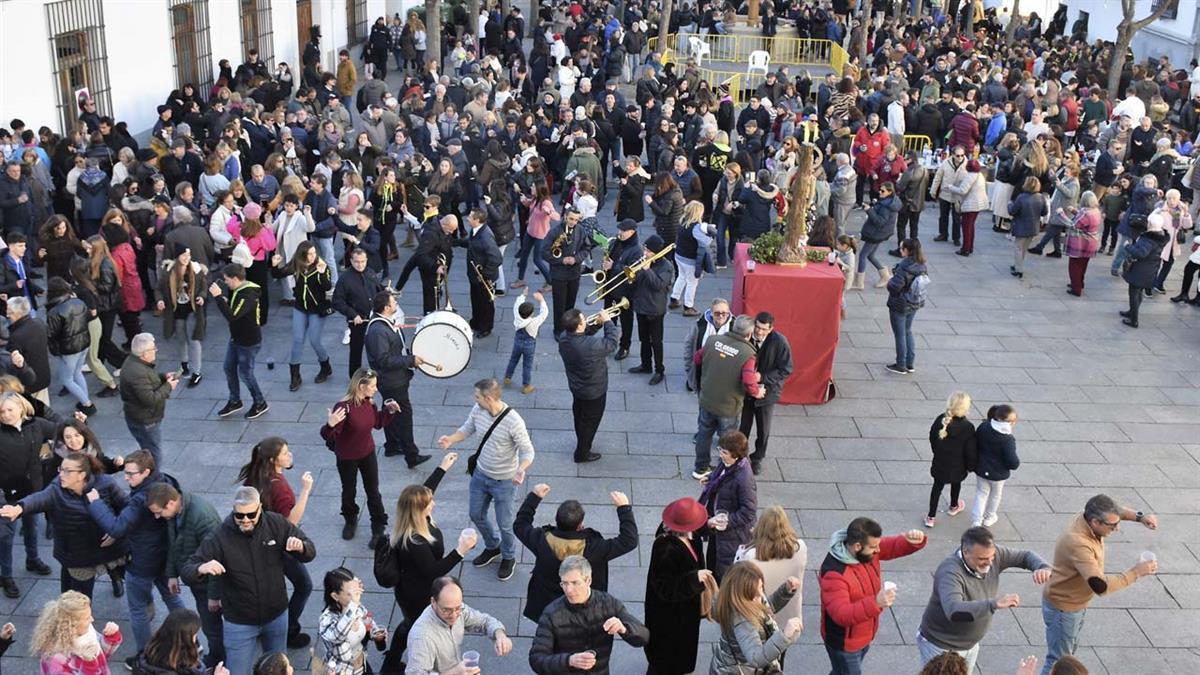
[585,242,676,305]
[585,297,629,326]
[434,253,453,311]
[472,262,496,302]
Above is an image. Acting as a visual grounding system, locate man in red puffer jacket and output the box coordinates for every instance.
[819,517,927,675]
[948,104,982,155]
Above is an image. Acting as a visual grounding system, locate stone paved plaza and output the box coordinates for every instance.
[1,200,1198,675]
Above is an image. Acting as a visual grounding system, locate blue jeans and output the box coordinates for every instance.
[516,235,551,282]
[825,643,870,675]
[888,309,916,369]
[694,407,740,472]
[1041,597,1086,675]
[916,632,978,673]
[290,311,329,364]
[313,236,339,285]
[51,350,90,405]
[127,421,163,469]
[283,553,313,638]
[126,572,185,651]
[857,241,883,273]
[1110,234,1131,274]
[715,212,735,267]
[505,331,537,386]
[224,341,264,405]
[0,498,39,577]
[189,583,225,667]
[469,471,518,560]
[224,610,287,675]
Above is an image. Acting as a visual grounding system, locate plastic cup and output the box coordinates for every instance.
[462,650,480,668]
[462,528,476,539]
[715,510,729,531]
[1141,551,1157,563]
[883,581,897,593]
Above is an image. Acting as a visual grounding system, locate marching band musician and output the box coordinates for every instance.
[604,219,641,362]
[558,307,619,464]
[460,208,503,338]
[627,235,675,386]
[393,195,452,315]
[364,290,431,468]
[542,209,588,337]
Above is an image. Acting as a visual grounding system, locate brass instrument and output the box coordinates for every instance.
[472,262,496,302]
[591,253,611,284]
[589,231,614,284]
[549,223,574,259]
[584,242,676,305]
[585,297,629,326]
[434,253,454,311]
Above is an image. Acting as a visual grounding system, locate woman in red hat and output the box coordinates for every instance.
[643,497,713,675]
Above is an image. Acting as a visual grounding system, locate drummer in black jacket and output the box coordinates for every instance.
[396,207,457,315]
[542,209,589,337]
[603,220,641,360]
[456,209,504,337]
[332,247,384,378]
[627,235,674,386]
[364,291,431,468]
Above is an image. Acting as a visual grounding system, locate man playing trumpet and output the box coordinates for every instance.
[557,307,619,463]
[458,208,503,338]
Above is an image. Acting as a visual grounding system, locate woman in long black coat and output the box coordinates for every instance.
[1120,214,1170,328]
[699,430,757,580]
[926,391,977,528]
[644,498,712,675]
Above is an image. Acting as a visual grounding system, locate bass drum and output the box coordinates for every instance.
[411,311,474,378]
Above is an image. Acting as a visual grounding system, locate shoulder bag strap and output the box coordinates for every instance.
[466,406,513,475]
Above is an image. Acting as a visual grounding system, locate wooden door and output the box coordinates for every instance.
[296,0,312,48]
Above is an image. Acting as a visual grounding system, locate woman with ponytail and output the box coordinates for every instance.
[236,437,315,649]
[925,391,977,528]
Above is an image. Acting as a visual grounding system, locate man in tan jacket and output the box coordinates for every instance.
[335,49,357,99]
[1040,494,1159,675]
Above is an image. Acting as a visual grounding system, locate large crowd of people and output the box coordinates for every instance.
[0,0,1190,673]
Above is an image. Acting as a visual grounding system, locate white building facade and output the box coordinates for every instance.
[0,0,426,139]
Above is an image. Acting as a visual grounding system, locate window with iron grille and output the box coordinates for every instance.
[240,0,275,68]
[170,0,214,95]
[347,0,368,46]
[46,0,112,134]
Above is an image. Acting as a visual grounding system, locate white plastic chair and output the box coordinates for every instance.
[688,36,711,67]
[747,50,771,76]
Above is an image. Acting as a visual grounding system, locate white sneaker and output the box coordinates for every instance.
[342,328,351,345]
[81,364,92,373]
[982,514,999,527]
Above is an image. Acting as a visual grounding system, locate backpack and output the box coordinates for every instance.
[373,538,402,589]
[903,272,931,308]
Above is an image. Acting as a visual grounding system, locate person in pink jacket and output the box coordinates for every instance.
[1065,192,1103,296]
[1152,189,1193,294]
[31,590,122,675]
[100,210,145,346]
[514,182,558,293]
[227,202,279,324]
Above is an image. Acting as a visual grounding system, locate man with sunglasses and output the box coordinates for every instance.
[85,449,185,668]
[182,486,316,675]
[1039,494,1159,675]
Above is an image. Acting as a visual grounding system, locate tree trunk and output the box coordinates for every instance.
[1005,0,1021,44]
[1108,0,1179,99]
[856,0,874,70]
[659,0,674,53]
[468,0,481,43]
[426,0,442,67]
[965,0,976,36]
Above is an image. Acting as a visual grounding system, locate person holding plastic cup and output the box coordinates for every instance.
[317,567,387,674]
[405,575,511,675]
[697,429,758,580]
[1040,494,1159,675]
[376,453,478,674]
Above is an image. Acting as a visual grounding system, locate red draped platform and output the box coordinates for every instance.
[730,243,842,404]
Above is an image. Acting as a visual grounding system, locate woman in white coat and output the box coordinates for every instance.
[273,193,315,303]
[733,505,807,626]
[944,159,991,257]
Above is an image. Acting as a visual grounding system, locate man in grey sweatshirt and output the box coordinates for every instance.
[437,377,535,582]
[917,526,1052,672]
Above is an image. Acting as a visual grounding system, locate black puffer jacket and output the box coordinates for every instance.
[649,186,685,242]
[18,473,130,568]
[0,416,56,503]
[6,316,50,393]
[45,292,92,356]
[630,256,674,317]
[94,257,123,312]
[528,589,650,675]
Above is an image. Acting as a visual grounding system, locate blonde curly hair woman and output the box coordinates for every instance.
[31,590,122,675]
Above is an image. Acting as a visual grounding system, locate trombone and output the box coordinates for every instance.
[472,262,496,302]
[434,253,454,311]
[585,297,629,326]
[585,242,676,305]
